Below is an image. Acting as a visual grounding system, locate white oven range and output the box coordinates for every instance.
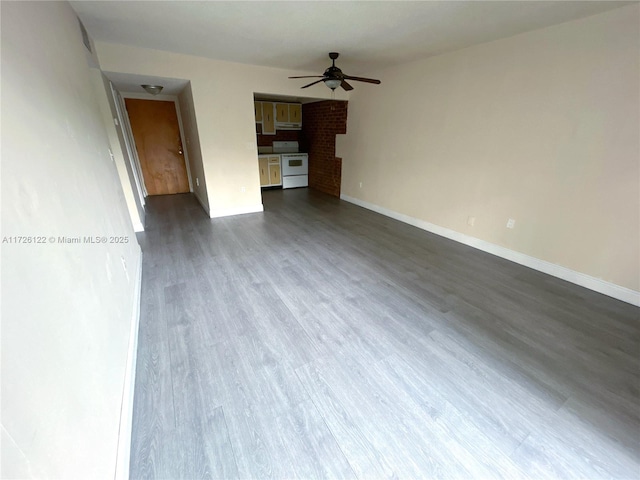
[281,153,308,189]
[273,141,308,189]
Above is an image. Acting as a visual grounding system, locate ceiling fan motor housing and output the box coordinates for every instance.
[324,66,343,79]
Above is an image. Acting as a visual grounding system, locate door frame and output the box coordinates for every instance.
[120,93,194,194]
[110,84,147,202]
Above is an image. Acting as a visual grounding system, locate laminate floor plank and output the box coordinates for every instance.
[377,354,528,479]
[157,405,239,480]
[445,294,639,418]
[218,254,322,369]
[130,189,640,479]
[167,322,225,427]
[298,347,481,479]
[511,401,639,479]
[294,362,398,480]
[442,304,640,453]
[129,288,176,479]
[269,400,358,480]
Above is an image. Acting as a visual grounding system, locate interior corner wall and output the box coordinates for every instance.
[302,101,348,197]
[338,5,640,295]
[178,83,210,213]
[94,41,350,218]
[1,2,141,478]
[90,71,145,231]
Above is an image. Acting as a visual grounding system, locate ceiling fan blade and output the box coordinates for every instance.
[301,78,326,89]
[341,80,354,91]
[289,75,324,79]
[343,75,381,85]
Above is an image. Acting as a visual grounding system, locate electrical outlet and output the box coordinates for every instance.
[196,178,199,187]
[467,216,476,226]
[507,218,516,229]
[359,182,363,188]
[241,186,246,193]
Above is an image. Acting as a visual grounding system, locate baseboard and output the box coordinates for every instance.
[132,221,144,233]
[340,194,640,307]
[209,203,264,219]
[115,250,143,480]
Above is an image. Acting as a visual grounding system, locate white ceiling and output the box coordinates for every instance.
[71,1,632,76]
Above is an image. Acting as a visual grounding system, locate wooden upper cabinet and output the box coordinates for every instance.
[289,104,301,124]
[274,102,302,130]
[275,103,289,123]
[261,102,275,135]
[256,101,301,132]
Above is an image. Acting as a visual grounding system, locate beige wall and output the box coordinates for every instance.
[338,5,639,294]
[96,42,349,217]
[178,83,210,213]
[1,2,142,477]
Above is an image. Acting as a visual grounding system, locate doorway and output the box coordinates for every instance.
[125,98,190,195]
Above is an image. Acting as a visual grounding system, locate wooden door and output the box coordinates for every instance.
[258,157,270,186]
[125,98,189,195]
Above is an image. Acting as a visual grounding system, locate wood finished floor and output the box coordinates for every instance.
[131,189,640,479]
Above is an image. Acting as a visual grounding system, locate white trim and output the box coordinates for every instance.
[114,251,143,480]
[171,100,194,191]
[119,92,178,102]
[132,221,144,233]
[340,194,640,307]
[209,203,264,218]
[112,86,147,202]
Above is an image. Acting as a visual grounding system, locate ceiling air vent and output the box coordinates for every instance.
[77,17,91,53]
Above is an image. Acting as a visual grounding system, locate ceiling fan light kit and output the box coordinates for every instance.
[289,52,381,92]
[324,78,342,90]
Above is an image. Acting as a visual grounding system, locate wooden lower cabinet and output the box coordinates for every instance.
[259,157,270,186]
[259,155,282,187]
[270,163,281,185]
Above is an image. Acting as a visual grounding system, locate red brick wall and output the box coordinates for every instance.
[301,100,348,197]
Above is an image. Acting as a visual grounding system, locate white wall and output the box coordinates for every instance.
[338,5,639,297]
[1,2,142,478]
[95,42,349,218]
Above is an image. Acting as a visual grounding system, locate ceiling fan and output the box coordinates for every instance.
[289,52,381,91]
